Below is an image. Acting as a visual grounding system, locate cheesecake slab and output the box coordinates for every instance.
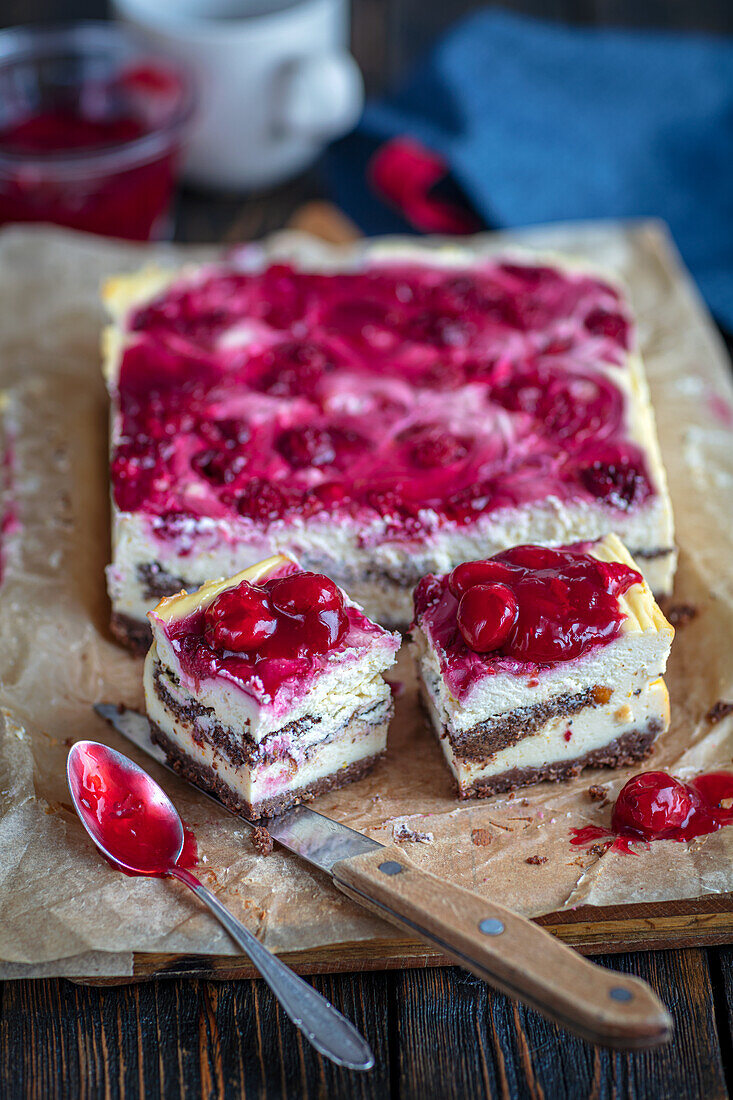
[103,245,675,649]
[410,534,674,798]
[144,554,400,819]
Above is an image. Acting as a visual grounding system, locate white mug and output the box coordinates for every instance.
[111,0,364,190]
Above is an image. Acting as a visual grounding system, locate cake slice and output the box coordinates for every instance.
[144,554,400,818]
[410,534,673,799]
[103,242,675,651]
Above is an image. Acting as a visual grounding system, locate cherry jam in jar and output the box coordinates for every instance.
[0,23,195,240]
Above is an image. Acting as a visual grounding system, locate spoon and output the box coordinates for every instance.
[67,740,374,1072]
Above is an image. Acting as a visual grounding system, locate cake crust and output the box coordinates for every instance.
[453,725,659,799]
[149,720,385,820]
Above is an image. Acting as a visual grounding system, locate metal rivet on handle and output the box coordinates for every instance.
[478,918,505,936]
[378,860,403,876]
[609,987,633,1002]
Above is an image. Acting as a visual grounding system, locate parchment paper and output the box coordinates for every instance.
[0,220,731,979]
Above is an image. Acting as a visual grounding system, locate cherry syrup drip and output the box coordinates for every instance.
[111,260,651,536]
[75,743,198,875]
[571,771,733,856]
[412,544,641,697]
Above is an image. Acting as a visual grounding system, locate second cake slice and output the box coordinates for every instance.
[411,534,674,799]
[144,555,400,818]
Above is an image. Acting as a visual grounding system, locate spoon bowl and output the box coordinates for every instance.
[67,740,184,874]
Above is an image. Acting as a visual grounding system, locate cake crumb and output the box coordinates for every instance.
[251,826,274,856]
[525,855,547,865]
[393,821,434,844]
[471,828,492,847]
[707,700,733,724]
[591,685,613,705]
[667,603,698,627]
[588,785,607,802]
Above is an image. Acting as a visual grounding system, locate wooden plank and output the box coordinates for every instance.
[0,973,392,1099]
[67,893,733,984]
[392,951,728,1100]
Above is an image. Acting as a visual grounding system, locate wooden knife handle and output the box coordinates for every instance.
[331,844,672,1049]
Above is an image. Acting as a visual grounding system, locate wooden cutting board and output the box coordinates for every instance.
[75,201,733,985]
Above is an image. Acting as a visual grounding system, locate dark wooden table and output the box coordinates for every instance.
[4,2,733,1097]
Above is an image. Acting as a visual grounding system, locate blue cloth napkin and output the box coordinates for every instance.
[328,10,733,327]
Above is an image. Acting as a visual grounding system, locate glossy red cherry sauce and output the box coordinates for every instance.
[112,258,653,544]
[412,543,641,699]
[0,64,184,240]
[158,561,396,714]
[571,771,733,855]
[73,742,198,876]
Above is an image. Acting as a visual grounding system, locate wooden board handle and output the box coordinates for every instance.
[331,845,672,1049]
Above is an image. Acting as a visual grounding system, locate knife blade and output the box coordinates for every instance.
[92,702,673,1049]
[93,703,383,871]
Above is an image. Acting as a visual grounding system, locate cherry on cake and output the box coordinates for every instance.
[103,244,675,650]
[143,554,400,819]
[410,534,674,799]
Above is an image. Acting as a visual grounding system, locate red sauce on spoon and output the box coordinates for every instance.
[71,741,197,874]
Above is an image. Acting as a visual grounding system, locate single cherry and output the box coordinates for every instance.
[268,572,348,654]
[448,559,518,599]
[457,583,518,653]
[269,572,343,615]
[204,582,277,653]
[611,772,697,840]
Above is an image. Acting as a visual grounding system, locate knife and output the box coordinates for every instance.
[94,703,672,1050]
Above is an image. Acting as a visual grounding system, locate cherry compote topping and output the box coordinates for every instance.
[161,564,391,710]
[112,260,652,537]
[571,771,733,854]
[414,544,641,698]
[202,571,348,661]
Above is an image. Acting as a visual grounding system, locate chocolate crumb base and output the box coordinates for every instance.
[251,826,274,856]
[149,720,384,821]
[110,612,152,656]
[628,545,674,562]
[137,561,188,601]
[151,661,326,767]
[707,700,733,724]
[453,725,660,800]
[445,687,607,760]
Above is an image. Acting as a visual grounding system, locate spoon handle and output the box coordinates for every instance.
[169,866,374,1071]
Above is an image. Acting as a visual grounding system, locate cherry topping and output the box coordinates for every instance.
[234,479,286,521]
[401,425,470,469]
[115,259,645,529]
[584,307,629,348]
[413,544,643,697]
[448,559,518,598]
[456,583,518,653]
[192,448,248,485]
[204,582,277,653]
[579,451,651,510]
[277,426,335,469]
